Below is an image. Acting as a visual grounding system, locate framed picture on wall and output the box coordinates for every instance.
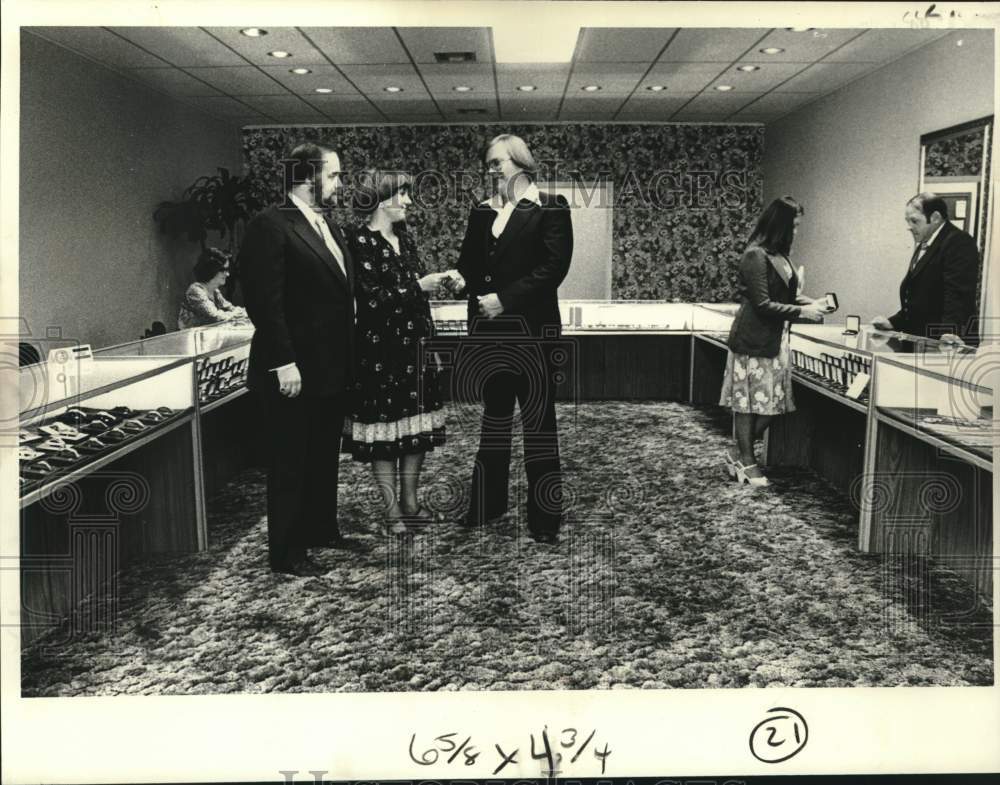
[924,179,980,238]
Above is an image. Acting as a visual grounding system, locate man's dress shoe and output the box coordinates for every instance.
[310,533,355,549]
[273,556,326,577]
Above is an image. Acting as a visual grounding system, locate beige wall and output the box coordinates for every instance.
[19,32,242,350]
[763,30,994,323]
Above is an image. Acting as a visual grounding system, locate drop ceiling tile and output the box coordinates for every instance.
[397,28,492,64]
[371,98,442,116]
[186,96,263,118]
[109,27,247,67]
[567,63,648,95]
[28,27,169,68]
[617,93,696,119]
[308,95,384,121]
[183,66,287,95]
[441,108,501,122]
[642,62,726,93]
[498,96,562,119]
[559,111,620,121]
[659,28,770,62]
[824,28,949,63]
[560,96,629,116]
[773,61,877,92]
[260,64,358,94]
[301,27,410,65]
[436,98,495,114]
[338,64,428,95]
[732,92,818,116]
[495,63,570,95]
[707,61,809,91]
[419,63,495,95]
[241,95,328,120]
[744,28,866,63]
[575,28,677,62]
[204,27,329,66]
[673,91,760,116]
[126,67,224,96]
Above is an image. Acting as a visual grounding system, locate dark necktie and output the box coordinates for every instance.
[909,242,927,273]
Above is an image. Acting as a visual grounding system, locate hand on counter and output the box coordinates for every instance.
[871,315,894,330]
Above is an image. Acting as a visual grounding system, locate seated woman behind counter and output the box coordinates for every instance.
[177,247,247,330]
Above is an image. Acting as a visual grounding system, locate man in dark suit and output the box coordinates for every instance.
[873,192,980,344]
[239,142,356,576]
[454,134,573,544]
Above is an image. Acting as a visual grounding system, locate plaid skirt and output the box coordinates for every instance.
[719,334,796,415]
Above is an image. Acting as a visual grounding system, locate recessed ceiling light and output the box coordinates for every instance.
[290,68,312,75]
[241,28,267,37]
[268,50,291,59]
[715,85,734,92]
[581,85,601,92]
[957,39,964,46]
[517,85,537,92]
[384,86,403,93]
[646,85,666,92]
[737,65,760,72]
[315,88,333,94]
[453,85,473,92]
[786,27,814,32]
[760,47,785,55]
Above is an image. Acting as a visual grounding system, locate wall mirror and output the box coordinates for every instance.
[919,115,993,326]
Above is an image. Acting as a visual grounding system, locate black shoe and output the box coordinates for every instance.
[272,556,326,577]
[459,510,505,528]
[528,530,559,545]
[310,533,355,549]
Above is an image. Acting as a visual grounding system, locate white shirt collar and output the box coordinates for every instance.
[481,182,542,211]
[288,191,323,225]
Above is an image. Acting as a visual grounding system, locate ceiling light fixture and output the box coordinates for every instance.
[760,47,785,55]
[453,85,473,92]
[241,28,267,37]
[290,68,312,75]
[737,65,760,72]
[384,86,403,93]
[581,85,601,92]
[315,88,333,94]
[786,27,814,32]
[268,50,291,58]
[715,85,734,92]
[517,85,537,92]
[646,85,666,92]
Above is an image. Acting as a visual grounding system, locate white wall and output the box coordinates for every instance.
[763,30,994,323]
[19,32,242,349]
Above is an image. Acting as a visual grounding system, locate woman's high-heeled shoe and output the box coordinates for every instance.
[735,461,770,487]
[724,451,737,480]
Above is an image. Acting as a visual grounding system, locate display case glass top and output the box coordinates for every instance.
[93,320,254,358]
[790,323,978,359]
[872,348,994,464]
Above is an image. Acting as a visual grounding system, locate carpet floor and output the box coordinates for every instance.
[21,402,993,695]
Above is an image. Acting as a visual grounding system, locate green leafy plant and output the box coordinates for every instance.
[154,167,264,255]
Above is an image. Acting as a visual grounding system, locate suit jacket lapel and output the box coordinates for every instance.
[490,199,540,262]
[287,210,350,293]
[324,214,354,294]
[908,225,948,281]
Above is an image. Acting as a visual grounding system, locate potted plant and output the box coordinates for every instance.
[154,167,264,296]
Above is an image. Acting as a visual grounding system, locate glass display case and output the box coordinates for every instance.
[431,299,711,334]
[93,321,254,409]
[19,349,196,505]
[691,303,736,345]
[871,346,994,467]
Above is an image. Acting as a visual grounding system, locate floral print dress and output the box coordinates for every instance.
[342,224,446,461]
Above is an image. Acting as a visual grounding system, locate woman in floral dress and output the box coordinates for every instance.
[720,196,827,486]
[343,169,459,529]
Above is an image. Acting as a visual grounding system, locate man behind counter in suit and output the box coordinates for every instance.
[239,142,356,577]
[453,133,574,545]
[872,192,980,345]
